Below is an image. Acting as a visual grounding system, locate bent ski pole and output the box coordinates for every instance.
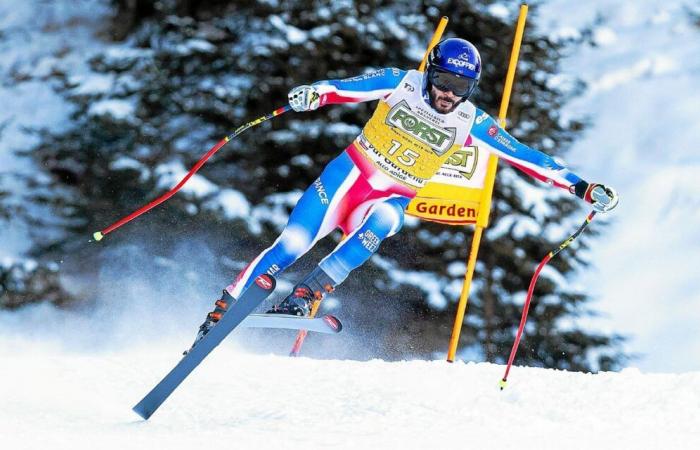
[499,210,597,389]
[92,105,292,242]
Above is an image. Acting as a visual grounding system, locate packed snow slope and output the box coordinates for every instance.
[1,336,699,450]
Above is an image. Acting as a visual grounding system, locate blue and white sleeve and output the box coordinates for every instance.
[470,108,585,192]
[312,68,406,107]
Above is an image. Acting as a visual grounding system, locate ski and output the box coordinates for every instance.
[240,313,342,334]
[132,274,276,420]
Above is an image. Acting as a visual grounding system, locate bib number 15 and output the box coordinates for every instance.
[387,140,420,167]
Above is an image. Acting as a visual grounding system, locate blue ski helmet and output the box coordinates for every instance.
[426,38,481,99]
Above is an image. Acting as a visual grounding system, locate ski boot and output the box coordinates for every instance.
[184,289,235,354]
[266,267,336,316]
[266,285,318,316]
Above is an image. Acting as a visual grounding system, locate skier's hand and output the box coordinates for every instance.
[586,183,619,213]
[288,85,321,112]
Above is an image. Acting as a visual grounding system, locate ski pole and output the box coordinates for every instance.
[499,210,597,390]
[92,105,292,242]
[289,297,323,357]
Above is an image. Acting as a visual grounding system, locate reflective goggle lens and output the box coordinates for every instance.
[429,69,475,97]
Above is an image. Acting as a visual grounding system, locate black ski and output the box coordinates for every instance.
[132,274,276,420]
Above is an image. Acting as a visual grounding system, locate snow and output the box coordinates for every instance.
[487,213,543,241]
[0,336,698,450]
[1,5,700,443]
[154,160,219,199]
[325,122,361,135]
[70,73,116,95]
[549,26,581,42]
[88,98,136,121]
[290,154,314,167]
[1,1,700,445]
[591,26,618,46]
[377,11,409,41]
[0,0,111,255]
[102,46,154,63]
[372,255,449,309]
[110,156,149,181]
[447,260,467,277]
[537,0,700,373]
[204,188,251,220]
[179,38,216,54]
[309,25,332,40]
[269,15,308,45]
[487,3,512,21]
[251,190,304,232]
[591,56,678,93]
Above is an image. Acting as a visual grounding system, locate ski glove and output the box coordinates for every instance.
[288,85,321,112]
[574,182,619,213]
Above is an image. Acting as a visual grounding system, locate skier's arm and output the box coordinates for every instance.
[470,109,619,212]
[288,68,406,112]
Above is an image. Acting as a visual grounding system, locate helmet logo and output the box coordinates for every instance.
[447,57,476,71]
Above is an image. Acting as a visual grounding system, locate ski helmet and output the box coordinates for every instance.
[426,38,481,99]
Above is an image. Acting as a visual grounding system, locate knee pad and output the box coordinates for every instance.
[275,224,313,265]
[369,199,406,238]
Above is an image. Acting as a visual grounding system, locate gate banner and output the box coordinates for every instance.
[406,145,489,225]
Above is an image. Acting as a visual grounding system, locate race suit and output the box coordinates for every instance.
[226,68,584,298]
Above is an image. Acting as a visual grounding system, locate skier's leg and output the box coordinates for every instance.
[225,152,365,299]
[269,196,410,315]
[189,153,367,347]
[319,196,410,285]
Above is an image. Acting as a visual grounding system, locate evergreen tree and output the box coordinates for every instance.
[0,259,70,310]
[11,0,625,371]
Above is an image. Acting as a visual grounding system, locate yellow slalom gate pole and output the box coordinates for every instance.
[289,16,449,357]
[419,16,449,72]
[446,4,529,362]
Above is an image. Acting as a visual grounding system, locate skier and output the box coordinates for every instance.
[190,38,619,347]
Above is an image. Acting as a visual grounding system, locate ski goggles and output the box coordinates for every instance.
[428,68,477,97]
